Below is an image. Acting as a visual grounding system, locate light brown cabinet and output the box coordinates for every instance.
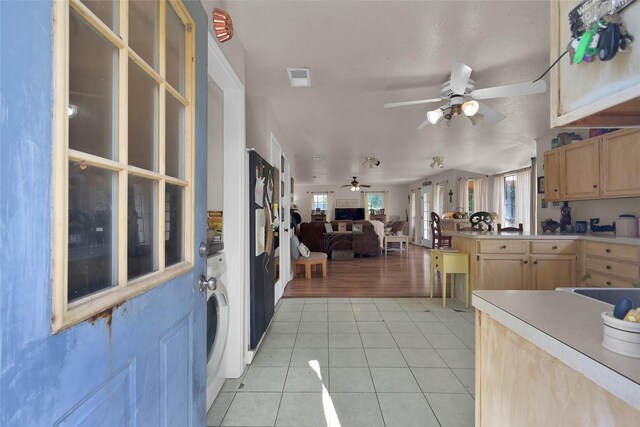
[550,0,640,127]
[560,140,600,200]
[530,255,576,290]
[600,129,640,197]
[543,129,640,201]
[477,254,529,291]
[544,149,561,201]
[583,241,640,288]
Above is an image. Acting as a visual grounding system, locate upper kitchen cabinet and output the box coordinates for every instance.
[600,129,640,197]
[543,129,640,201]
[560,139,600,199]
[550,0,640,127]
[544,149,561,201]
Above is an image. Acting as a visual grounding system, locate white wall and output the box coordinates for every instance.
[406,168,489,215]
[207,78,224,210]
[536,130,640,232]
[295,184,409,223]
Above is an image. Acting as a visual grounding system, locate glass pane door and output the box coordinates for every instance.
[421,185,433,247]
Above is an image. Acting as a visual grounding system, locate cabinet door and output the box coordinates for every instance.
[560,140,600,199]
[530,255,576,290]
[544,150,561,201]
[477,255,528,290]
[600,129,640,197]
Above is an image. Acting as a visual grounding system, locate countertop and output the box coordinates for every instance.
[473,290,640,411]
[450,230,640,246]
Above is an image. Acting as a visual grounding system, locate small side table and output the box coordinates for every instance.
[430,249,470,308]
[384,235,409,256]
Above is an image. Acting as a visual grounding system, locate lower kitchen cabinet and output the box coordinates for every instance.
[530,255,577,290]
[477,255,528,290]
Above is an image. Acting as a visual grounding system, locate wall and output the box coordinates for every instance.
[536,130,640,232]
[295,184,409,223]
[207,78,224,210]
[406,168,489,215]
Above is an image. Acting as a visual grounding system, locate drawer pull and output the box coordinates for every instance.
[523,260,528,264]
[533,260,538,265]
[593,184,598,188]
[606,281,612,286]
[500,245,507,249]
[606,265,612,270]
[606,249,611,253]
[552,245,558,250]
[554,189,558,192]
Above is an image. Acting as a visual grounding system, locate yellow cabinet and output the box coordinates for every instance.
[530,255,577,290]
[544,149,561,201]
[600,129,640,197]
[477,254,528,291]
[560,140,600,200]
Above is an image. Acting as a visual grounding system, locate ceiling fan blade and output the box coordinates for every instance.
[416,116,431,130]
[360,185,372,188]
[470,102,506,125]
[471,80,547,100]
[384,98,442,108]
[340,184,351,187]
[449,61,472,95]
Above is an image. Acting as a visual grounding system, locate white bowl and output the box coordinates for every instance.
[602,312,640,358]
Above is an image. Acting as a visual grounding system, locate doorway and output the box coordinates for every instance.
[421,185,433,247]
[270,133,291,303]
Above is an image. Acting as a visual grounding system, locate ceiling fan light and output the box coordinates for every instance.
[350,186,356,191]
[462,100,479,116]
[426,109,443,125]
[355,186,360,191]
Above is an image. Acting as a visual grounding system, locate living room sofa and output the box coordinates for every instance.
[298,220,381,257]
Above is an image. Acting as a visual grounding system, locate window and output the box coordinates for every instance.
[434,183,445,215]
[52,0,195,331]
[467,181,475,214]
[504,174,516,227]
[366,192,384,211]
[312,193,328,212]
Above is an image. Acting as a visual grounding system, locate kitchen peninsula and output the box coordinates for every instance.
[450,231,640,300]
[473,290,640,424]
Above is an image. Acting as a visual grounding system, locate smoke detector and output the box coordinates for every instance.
[430,156,445,168]
[362,157,381,168]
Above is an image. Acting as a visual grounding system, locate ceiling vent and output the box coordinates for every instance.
[287,68,311,87]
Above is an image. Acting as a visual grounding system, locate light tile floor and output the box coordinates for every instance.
[207,297,475,427]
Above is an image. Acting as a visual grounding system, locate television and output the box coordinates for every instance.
[334,208,365,221]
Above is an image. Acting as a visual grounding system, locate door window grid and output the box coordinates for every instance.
[52,0,195,331]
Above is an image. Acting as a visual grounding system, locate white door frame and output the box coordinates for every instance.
[282,153,292,283]
[421,185,433,247]
[270,133,291,303]
[207,35,247,378]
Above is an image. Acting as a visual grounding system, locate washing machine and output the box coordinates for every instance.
[206,253,229,411]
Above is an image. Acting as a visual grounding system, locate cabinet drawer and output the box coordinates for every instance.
[586,258,640,281]
[530,240,576,254]
[479,240,527,254]
[585,241,640,262]
[584,271,635,288]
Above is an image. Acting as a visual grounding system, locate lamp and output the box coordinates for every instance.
[462,100,479,116]
[68,104,78,118]
[430,156,445,168]
[426,108,444,124]
[213,8,234,42]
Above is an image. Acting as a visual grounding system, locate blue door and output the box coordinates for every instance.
[0,1,209,425]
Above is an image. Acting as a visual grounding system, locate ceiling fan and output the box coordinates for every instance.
[341,176,371,191]
[384,60,547,128]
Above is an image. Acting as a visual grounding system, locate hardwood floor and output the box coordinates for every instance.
[283,244,451,298]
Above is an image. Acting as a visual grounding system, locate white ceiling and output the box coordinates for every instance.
[210,1,551,186]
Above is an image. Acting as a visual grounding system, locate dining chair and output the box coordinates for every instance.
[497,223,524,232]
[430,212,452,249]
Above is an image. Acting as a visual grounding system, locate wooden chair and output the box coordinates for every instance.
[497,223,523,232]
[430,212,452,249]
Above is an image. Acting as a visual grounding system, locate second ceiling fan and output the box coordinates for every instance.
[384,60,547,128]
[341,177,371,191]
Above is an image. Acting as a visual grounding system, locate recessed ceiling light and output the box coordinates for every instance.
[287,67,311,87]
[312,155,324,161]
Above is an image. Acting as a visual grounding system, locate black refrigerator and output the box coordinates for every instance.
[248,150,275,349]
